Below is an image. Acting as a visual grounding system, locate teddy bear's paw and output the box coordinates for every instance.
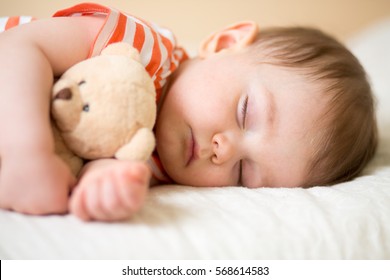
[115,128,155,161]
[69,160,150,221]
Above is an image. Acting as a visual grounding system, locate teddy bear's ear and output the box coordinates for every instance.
[101,42,141,62]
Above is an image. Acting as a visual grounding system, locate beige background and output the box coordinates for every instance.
[1,0,390,51]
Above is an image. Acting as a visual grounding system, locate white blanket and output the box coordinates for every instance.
[1,19,390,259]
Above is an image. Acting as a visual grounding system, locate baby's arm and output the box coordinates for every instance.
[0,16,103,214]
[70,159,151,221]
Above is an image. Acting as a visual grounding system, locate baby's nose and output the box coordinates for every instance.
[211,133,235,165]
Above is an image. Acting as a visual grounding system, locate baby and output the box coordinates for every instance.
[0,3,377,221]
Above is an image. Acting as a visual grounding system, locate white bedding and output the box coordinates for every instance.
[1,19,390,260]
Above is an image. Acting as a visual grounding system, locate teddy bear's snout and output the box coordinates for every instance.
[51,86,82,133]
[54,88,72,100]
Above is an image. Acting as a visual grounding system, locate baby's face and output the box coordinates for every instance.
[155,49,327,188]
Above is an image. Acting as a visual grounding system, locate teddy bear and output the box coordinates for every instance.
[51,42,157,176]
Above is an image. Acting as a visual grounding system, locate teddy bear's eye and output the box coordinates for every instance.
[78,80,86,86]
[83,104,90,112]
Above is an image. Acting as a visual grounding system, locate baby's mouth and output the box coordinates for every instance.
[185,128,198,167]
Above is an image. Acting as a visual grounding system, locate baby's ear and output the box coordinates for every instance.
[199,21,258,58]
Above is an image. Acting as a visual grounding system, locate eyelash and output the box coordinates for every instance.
[238,95,249,185]
[241,95,249,129]
[238,160,243,185]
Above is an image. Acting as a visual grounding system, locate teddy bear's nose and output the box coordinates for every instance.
[54,88,72,100]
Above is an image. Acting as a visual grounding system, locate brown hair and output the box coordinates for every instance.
[250,27,377,187]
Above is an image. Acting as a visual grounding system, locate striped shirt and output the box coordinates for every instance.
[1,2,188,183]
[0,15,35,30]
[1,3,188,99]
[53,2,188,101]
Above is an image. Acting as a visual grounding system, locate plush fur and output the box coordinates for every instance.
[51,43,156,175]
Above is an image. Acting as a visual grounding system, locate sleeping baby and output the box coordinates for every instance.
[0,3,377,221]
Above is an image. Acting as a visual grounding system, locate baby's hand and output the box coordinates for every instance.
[69,160,150,221]
[0,151,75,215]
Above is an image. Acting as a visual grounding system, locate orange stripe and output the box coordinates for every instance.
[5,17,20,30]
[155,88,163,103]
[107,13,127,45]
[160,35,173,57]
[169,55,178,73]
[154,78,162,90]
[168,52,181,73]
[53,3,110,17]
[133,22,145,53]
[155,36,174,85]
[154,73,162,84]
[145,28,162,78]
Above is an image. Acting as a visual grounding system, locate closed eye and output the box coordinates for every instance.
[237,96,248,185]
